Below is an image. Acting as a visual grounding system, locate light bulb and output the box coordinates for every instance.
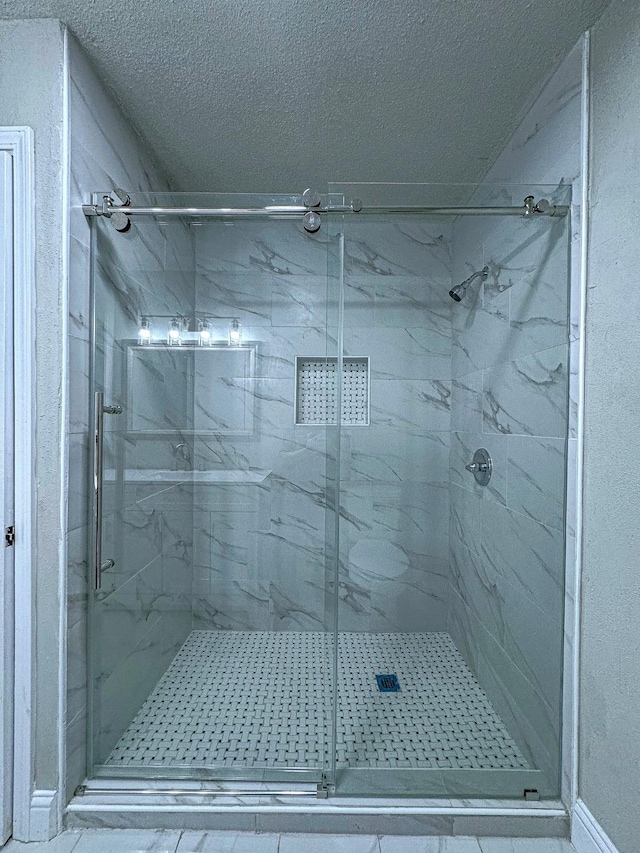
[138,317,151,345]
[199,319,211,346]
[168,318,182,345]
[228,319,241,346]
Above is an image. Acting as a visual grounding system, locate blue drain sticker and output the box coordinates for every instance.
[376,673,401,692]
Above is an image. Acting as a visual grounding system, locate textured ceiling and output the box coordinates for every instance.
[0,0,609,192]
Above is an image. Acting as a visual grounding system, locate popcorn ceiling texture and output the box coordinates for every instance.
[0,0,608,191]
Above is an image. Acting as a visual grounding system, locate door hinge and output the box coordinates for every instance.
[5,526,15,547]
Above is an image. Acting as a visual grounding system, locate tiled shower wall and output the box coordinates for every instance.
[338,220,453,632]
[447,44,583,786]
[191,218,454,633]
[66,35,195,792]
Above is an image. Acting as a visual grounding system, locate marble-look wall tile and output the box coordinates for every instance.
[95,610,191,762]
[193,216,454,634]
[450,431,508,507]
[506,436,566,531]
[482,344,568,438]
[344,220,451,279]
[67,33,195,792]
[447,43,580,796]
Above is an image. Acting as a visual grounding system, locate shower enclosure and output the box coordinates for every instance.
[87,183,571,799]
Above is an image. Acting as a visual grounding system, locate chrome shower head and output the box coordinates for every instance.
[449,266,489,302]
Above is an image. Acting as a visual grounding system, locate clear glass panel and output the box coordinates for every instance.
[89,192,340,785]
[88,184,570,799]
[328,182,570,799]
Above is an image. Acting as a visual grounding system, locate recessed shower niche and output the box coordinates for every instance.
[295,357,370,426]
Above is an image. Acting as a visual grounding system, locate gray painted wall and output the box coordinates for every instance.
[581,2,640,850]
[0,16,66,800]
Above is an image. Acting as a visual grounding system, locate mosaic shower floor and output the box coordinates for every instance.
[106,631,529,771]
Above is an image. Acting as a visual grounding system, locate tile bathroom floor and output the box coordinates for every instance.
[4,830,578,853]
[105,631,529,772]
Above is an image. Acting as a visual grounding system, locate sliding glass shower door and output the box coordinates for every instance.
[328,182,571,799]
[88,193,341,785]
[86,184,571,800]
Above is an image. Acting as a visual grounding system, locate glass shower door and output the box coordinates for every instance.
[328,182,571,799]
[88,193,341,787]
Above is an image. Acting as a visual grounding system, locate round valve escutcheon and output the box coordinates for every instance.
[464,448,492,486]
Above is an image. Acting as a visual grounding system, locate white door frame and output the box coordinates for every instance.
[0,127,36,842]
[0,140,15,848]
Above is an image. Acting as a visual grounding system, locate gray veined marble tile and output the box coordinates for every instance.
[478,839,574,852]
[68,336,92,434]
[195,220,328,276]
[481,499,564,623]
[343,219,452,278]
[347,428,449,487]
[482,344,568,438]
[374,277,452,330]
[368,564,449,632]
[337,565,372,632]
[450,430,507,507]
[452,287,510,377]
[507,435,566,531]
[68,433,91,533]
[342,276,376,327]
[509,258,569,361]
[451,372,483,432]
[449,483,482,556]
[69,235,91,341]
[370,378,451,433]
[271,275,329,327]
[96,611,190,761]
[449,532,505,646]
[194,578,270,631]
[480,41,582,186]
[195,271,273,326]
[253,325,337,380]
[177,831,279,853]
[344,325,451,381]
[368,481,450,558]
[447,590,478,672]
[269,580,327,631]
[4,831,83,853]
[279,834,378,853]
[73,829,182,853]
[459,601,559,779]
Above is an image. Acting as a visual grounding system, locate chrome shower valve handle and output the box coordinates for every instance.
[465,460,488,474]
[465,448,492,486]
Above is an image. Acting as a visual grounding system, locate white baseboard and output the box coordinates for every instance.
[572,798,619,853]
[26,790,59,842]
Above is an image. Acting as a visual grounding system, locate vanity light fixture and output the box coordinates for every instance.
[138,317,151,345]
[167,317,182,345]
[198,319,212,346]
[228,318,242,346]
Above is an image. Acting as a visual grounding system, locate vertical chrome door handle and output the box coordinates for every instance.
[92,392,121,590]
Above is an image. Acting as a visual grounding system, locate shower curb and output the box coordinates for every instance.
[65,794,569,837]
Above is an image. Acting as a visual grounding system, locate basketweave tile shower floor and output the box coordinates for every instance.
[106,631,529,770]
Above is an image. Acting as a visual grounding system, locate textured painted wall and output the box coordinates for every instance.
[447,45,582,790]
[0,16,66,799]
[191,218,453,632]
[581,3,640,850]
[66,34,194,789]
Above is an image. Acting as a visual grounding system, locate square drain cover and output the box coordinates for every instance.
[376,673,401,692]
